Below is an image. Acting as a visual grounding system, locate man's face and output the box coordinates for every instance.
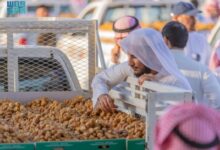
[128,54,151,77]
[173,15,195,31]
[36,7,49,17]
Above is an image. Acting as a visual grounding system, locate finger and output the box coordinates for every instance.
[147,74,155,81]
[100,99,109,112]
[111,104,118,113]
[105,96,117,112]
[138,74,155,85]
[110,100,117,109]
[138,76,142,85]
[102,98,112,112]
[105,96,115,107]
[138,76,145,85]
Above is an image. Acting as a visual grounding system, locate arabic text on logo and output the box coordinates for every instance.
[7,0,26,15]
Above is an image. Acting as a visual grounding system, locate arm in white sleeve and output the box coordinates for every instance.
[202,68,220,110]
[91,62,133,106]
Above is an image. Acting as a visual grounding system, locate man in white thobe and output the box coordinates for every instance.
[92,28,192,112]
[162,21,220,109]
[109,16,141,67]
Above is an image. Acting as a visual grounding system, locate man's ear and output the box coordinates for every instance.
[163,36,172,48]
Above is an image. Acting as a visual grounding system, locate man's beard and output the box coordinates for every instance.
[134,66,152,77]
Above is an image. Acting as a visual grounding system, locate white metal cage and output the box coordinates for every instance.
[0,18,102,92]
[109,77,192,150]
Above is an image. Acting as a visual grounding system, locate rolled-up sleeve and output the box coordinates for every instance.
[91,62,133,107]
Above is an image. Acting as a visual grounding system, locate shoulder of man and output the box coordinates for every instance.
[173,51,208,72]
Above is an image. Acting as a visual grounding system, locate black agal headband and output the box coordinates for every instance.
[113,16,139,33]
[173,126,220,149]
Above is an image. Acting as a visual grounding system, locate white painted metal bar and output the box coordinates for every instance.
[53,50,81,91]
[7,32,14,92]
[95,20,106,69]
[127,77,191,93]
[88,20,96,91]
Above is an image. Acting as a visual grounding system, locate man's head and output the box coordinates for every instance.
[155,103,220,150]
[171,2,201,31]
[36,5,49,17]
[113,16,141,45]
[119,28,191,90]
[162,21,188,49]
[119,28,167,77]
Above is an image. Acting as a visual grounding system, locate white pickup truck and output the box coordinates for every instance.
[0,18,192,150]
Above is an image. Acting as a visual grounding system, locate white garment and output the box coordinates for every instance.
[91,62,189,107]
[92,28,192,107]
[185,31,211,65]
[120,28,192,90]
[172,48,220,109]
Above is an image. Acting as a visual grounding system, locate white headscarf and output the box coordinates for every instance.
[119,28,192,90]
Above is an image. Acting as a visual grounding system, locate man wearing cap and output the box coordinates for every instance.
[110,16,141,66]
[91,28,191,112]
[171,1,211,65]
[162,21,220,109]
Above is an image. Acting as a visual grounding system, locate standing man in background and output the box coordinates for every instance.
[171,1,211,65]
[36,5,49,17]
[18,5,51,45]
[36,5,56,47]
[110,16,141,66]
[162,21,220,109]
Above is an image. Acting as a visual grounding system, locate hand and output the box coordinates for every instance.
[138,73,156,85]
[96,94,117,112]
[111,44,120,64]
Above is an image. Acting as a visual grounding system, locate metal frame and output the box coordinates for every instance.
[0,18,99,92]
[7,32,14,92]
[109,77,192,150]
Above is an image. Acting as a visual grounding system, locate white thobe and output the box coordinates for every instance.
[172,48,220,109]
[91,62,189,107]
[185,31,211,65]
